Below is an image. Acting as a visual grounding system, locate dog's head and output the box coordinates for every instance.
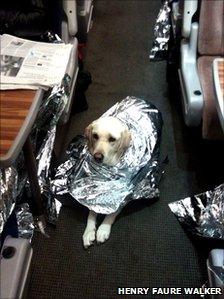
[84,116,131,166]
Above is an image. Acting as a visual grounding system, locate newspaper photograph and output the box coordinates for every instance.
[0,34,73,90]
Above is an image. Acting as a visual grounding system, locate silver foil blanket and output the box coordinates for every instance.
[169,184,224,240]
[52,97,163,214]
[149,0,172,61]
[0,167,18,234]
[0,75,70,238]
[34,76,71,223]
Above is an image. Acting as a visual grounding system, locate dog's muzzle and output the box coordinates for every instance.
[93,152,104,163]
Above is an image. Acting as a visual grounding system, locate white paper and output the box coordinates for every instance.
[0,34,72,90]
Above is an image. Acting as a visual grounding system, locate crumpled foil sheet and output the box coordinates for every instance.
[169,183,224,240]
[34,77,71,223]
[0,74,70,239]
[0,167,18,234]
[15,203,34,241]
[149,0,171,61]
[52,96,163,214]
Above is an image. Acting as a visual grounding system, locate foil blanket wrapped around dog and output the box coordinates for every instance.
[169,183,224,240]
[52,97,163,214]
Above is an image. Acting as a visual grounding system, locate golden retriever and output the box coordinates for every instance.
[83,116,131,248]
[85,116,131,166]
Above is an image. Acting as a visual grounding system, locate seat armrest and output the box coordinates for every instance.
[182,0,198,38]
[0,237,33,299]
[65,39,78,78]
[61,20,69,44]
[207,249,224,299]
[63,0,78,38]
[59,38,79,124]
[179,22,203,126]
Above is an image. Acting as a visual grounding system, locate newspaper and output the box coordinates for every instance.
[0,34,73,90]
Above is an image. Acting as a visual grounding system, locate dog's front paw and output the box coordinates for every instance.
[83,229,96,249]
[96,224,111,244]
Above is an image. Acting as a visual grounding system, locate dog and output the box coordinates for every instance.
[83,116,132,248]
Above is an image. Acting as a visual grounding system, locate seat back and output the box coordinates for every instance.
[198,0,224,56]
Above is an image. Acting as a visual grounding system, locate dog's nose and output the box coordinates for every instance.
[93,152,104,162]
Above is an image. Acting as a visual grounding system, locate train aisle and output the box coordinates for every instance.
[27,1,210,298]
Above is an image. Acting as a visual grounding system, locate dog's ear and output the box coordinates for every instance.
[84,121,97,151]
[84,124,93,140]
[122,130,131,149]
[117,129,131,156]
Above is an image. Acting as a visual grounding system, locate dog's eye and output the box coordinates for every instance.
[93,133,99,140]
[109,136,116,143]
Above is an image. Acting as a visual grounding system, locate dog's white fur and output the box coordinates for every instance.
[85,116,131,166]
[83,116,131,248]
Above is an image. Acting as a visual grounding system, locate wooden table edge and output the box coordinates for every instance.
[0,88,45,168]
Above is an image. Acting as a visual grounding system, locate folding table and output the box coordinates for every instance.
[0,88,45,224]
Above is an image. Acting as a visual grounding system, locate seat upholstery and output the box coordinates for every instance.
[198,0,224,56]
[197,0,224,139]
[198,56,223,139]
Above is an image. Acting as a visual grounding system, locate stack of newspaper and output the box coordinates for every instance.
[0,34,73,90]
